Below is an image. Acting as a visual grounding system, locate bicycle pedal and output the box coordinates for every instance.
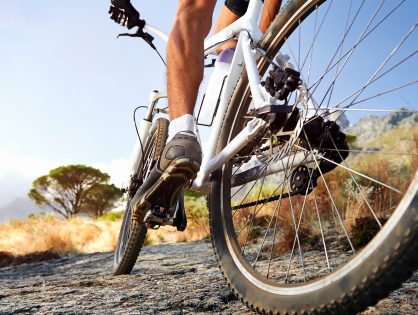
[144,206,173,229]
[173,191,187,231]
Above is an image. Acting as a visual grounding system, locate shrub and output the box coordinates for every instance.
[351,217,387,249]
[175,195,210,243]
[98,211,124,222]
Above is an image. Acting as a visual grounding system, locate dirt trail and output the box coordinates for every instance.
[0,240,416,314]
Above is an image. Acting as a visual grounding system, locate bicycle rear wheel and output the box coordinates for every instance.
[208,0,418,313]
[113,118,168,275]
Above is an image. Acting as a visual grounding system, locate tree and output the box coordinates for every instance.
[80,183,123,218]
[28,165,122,219]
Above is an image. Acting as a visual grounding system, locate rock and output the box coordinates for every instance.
[0,240,415,314]
[344,108,418,144]
[328,110,350,130]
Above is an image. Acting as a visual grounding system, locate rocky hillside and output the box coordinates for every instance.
[344,108,418,144]
[0,240,416,314]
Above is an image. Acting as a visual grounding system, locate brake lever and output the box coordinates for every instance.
[117,22,156,50]
[117,32,138,38]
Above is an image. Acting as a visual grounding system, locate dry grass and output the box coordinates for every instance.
[0,193,211,257]
[4,128,416,258]
[231,153,416,256]
[174,195,210,243]
[0,216,121,256]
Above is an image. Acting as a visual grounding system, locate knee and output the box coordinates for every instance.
[176,0,216,36]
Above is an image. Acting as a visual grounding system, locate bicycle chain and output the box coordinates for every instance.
[232,191,293,210]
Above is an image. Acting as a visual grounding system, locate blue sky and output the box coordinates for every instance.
[1,1,178,164]
[0,1,417,213]
[0,1,225,209]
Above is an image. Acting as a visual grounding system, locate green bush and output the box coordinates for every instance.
[98,211,124,222]
[184,195,208,221]
[351,217,387,248]
[184,189,205,199]
[345,134,357,144]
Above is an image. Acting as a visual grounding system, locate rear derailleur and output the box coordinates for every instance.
[290,116,350,196]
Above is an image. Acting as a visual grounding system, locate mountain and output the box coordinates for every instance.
[328,111,350,130]
[344,108,418,144]
[0,197,40,222]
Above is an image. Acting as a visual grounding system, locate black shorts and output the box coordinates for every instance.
[225,0,250,17]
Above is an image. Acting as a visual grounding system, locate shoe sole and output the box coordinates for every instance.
[133,158,200,220]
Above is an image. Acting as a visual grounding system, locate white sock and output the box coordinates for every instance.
[168,114,201,144]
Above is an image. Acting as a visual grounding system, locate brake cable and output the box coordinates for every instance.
[118,19,166,66]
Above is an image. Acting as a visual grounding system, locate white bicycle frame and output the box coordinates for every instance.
[125,0,287,192]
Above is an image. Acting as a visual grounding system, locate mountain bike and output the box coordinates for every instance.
[111,1,418,314]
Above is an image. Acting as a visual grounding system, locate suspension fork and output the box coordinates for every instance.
[124,91,167,187]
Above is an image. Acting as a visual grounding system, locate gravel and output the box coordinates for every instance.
[0,240,416,314]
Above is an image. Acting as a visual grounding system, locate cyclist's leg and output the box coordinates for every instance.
[214,0,283,54]
[132,0,213,214]
[259,0,282,32]
[166,0,217,120]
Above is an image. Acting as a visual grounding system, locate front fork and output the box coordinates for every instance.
[124,91,167,189]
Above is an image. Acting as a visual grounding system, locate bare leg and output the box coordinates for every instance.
[214,0,283,54]
[259,0,282,32]
[167,0,217,120]
[213,5,240,54]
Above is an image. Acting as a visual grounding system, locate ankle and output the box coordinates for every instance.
[168,114,200,143]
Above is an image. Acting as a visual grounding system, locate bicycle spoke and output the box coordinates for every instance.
[232,164,267,202]
[308,0,368,101]
[350,25,416,106]
[329,33,416,120]
[319,0,388,109]
[324,0,355,109]
[234,154,297,237]
[306,3,319,86]
[330,49,417,111]
[284,160,315,282]
[234,144,309,265]
[253,200,280,269]
[313,107,418,114]
[266,196,283,279]
[241,167,269,254]
[281,150,307,283]
[319,148,418,156]
[301,131,355,253]
[328,136,382,228]
[284,181,307,283]
[338,80,418,109]
[313,151,402,194]
[309,0,408,93]
[312,188,331,271]
[298,19,302,69]
[301,0,334,78]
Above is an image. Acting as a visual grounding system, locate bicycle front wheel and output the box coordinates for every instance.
[113,118,169,275]
[208,0,418,314]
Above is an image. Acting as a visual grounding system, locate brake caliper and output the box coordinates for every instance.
[262,66,301,101]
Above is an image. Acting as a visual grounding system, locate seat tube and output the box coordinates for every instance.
[245,0,263,21]
[241,31,265,108]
